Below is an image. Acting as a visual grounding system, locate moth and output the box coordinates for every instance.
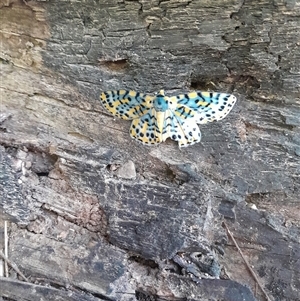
[100,89,236,147]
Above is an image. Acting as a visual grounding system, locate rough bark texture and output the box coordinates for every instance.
[0,0,300,301]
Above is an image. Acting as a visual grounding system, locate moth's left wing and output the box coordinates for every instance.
[169,91,236,124]
[100,90,154,120]
[129,108,164,145]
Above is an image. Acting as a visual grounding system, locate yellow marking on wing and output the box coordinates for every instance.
[130,118,139,129]
[112,100,126,108]
[156,111,165,137]
[174,106,196,119]
[169,95,183,103]
[102,105,116,114]
[129,90,137,97]
[197,101,209,106]
[140,120,149,143]
[119,89,126,95]
[126,107,137,116]
[201,91,210,97]
[145,95,154,105]
[188,91,197,98]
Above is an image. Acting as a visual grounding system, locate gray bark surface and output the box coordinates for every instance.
[0,0,299,301]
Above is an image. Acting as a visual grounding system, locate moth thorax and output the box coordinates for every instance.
[154,96,168,112]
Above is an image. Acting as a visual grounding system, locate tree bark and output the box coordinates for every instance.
[0,0,299,301]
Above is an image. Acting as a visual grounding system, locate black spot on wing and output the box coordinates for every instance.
[197,92,206,101]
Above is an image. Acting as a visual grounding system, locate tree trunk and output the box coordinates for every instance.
[1,1,299,300]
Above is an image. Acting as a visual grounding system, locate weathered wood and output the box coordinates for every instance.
[0,0,300,300]
[0,277,106,301]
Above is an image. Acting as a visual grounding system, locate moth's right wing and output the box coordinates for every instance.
[169,91,236,124]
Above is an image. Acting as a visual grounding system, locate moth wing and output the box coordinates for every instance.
[129,108,164,145]
[100,90,154,120]
[170,91,236,124]
[162,110,201,147]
